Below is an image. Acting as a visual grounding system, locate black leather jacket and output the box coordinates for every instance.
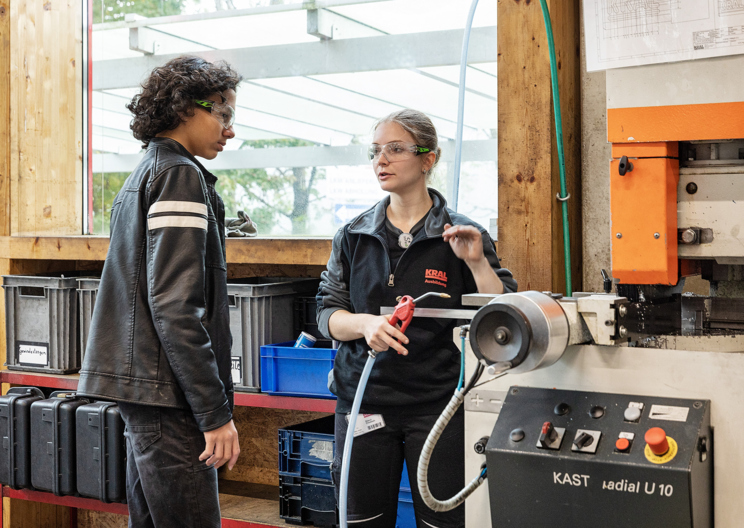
[77,138,233,432]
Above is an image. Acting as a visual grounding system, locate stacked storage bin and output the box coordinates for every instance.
[278,417,417,527]
[278,416,337,526]
[77,277,101,363]
[227,278,320,392]
[2,276,81,373]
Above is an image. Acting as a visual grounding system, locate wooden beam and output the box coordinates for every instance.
[0,236,332,266]
[0,0,9,238]
[498,0,582,293]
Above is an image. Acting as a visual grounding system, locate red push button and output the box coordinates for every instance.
[615,437,630,452]
[645,427,669,456]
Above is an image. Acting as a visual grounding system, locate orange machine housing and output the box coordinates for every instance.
[608,102,744,285]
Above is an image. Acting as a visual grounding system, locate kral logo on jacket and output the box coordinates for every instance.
[425,269,448,287]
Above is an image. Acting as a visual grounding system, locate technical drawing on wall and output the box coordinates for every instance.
[584,0,744,70]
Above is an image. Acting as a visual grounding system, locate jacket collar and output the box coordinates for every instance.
[348,188,452,238]
[148,137,218,185]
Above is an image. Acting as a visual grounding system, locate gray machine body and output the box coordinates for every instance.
[485,386,712,528]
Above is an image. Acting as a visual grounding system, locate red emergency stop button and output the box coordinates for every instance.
[645,427,669,456]
[615,437,630,452]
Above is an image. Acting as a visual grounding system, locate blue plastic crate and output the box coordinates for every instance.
[280,474,337,527]
[279,416,335,481]
[260,341,337,399]
[396,487,416,528]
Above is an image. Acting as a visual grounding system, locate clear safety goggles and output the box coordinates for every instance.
[194,99,236,129]
[367,141,431,162]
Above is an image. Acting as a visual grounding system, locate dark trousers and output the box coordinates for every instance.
[118,402,221,528]
[333,407,465,528]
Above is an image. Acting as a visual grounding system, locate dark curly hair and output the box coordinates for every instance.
[127,56,243,148]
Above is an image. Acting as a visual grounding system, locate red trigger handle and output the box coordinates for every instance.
[389,295,415,342]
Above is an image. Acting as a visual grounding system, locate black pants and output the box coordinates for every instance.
[333,407,465,528]
[118,402,221,528]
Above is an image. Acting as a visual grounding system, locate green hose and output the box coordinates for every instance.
[538,0,572,296]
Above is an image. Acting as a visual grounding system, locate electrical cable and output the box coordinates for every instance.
[339,350,377,528]
[538,0,573,295]
[451,0,480,211]
[417,363,486,512]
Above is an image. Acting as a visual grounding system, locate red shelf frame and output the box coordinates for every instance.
[0,371,336,413]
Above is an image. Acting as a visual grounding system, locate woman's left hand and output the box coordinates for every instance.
[442,223,484,265]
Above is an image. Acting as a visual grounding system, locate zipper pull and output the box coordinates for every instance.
[388,274,395,287]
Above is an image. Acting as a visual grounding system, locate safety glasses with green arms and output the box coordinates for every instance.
[367,141,431,162]
[194,99,236,129]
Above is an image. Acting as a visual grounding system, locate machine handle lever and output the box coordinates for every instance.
[618,155,634,176]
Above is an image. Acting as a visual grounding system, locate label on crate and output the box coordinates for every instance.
[231,356,242,385]
[345,413,386,437]
[17,341,49,367]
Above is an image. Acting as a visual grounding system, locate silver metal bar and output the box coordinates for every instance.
[380,307,477,320]
[93,0,388,31]
[93,139,498,173]
[93,27,497,90]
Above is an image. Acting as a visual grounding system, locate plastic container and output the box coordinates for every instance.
[261,341,337,399]
[0,387,45,489]
[279,475,337,527]
[2,275,80,374]
[279,415,335,481]
[76,278,100,364]
[293,296,323,340]
[75,401,127,503]
[31,391,90,496]
[227,277,320,392]
[396,487,416,528]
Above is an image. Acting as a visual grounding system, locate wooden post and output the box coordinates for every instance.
[9,0,83,237]
[497,0,582,293]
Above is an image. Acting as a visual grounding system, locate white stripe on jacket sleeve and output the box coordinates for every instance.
[148,216,208,231]
[148,201,208,216]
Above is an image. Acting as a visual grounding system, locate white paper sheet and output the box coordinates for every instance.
[583,0,744,71]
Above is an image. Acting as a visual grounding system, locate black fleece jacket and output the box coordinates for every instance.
[317,189,517,415]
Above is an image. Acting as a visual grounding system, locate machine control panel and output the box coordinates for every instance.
[485,387,712,528]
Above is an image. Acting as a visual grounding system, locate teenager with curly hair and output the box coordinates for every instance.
[78,56,242,528]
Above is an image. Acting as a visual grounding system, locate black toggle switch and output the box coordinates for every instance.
[538,422,558,448]
[573,432,594,449]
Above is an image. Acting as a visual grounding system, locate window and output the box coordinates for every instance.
[90,0,497,237]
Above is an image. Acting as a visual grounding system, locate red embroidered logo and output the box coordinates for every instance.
[425,269,448,287]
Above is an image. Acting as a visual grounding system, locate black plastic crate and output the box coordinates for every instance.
[293,297,323,340]
[31,391,90,496]
[0,387,45,489]
[280,475,337,527]
[76,401,127,503]
[279,416,334,481]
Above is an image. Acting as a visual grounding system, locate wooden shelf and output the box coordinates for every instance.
[0,236,332,266]
[2,484,289,528]
[0,371,336,413]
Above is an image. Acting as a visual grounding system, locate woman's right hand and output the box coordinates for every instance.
[362,314,410,355]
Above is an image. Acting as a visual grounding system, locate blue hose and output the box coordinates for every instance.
[457,335,465,392]
[451,0,480,211]
[339,351,377,528]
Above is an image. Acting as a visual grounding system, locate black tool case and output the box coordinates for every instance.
[31,391,90,496]
[0,387,45,489]
[75,401,127,503]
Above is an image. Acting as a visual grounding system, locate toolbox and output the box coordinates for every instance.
[0,387,45,489]
[31,391,90,496]
[76,401,127,503]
